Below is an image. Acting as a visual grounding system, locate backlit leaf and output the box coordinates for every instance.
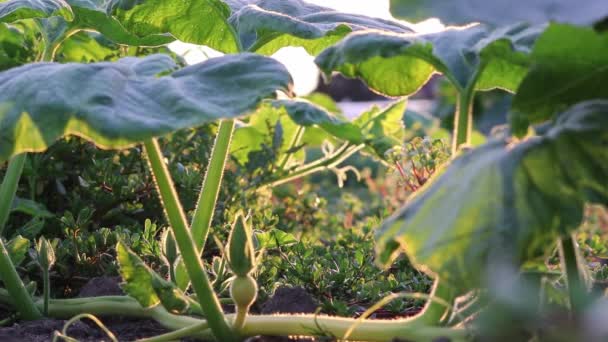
[376,100,608,294]
[511,24,608,136]
[0,0,72,23]
[227,0,412,55]
[316,23,543,96]
[6,235,30,266]
[117,241,189,313]
[390,0,608,26]
[0,53,292,162]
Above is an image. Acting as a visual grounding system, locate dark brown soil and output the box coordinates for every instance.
[261,286,318,315]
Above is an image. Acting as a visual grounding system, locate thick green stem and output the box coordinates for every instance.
[0,292,466,342]
[42,268,50,315]
[559,234,588,314]
[233,307,247,332]
[262,144,363,188]
[137,322,210,342]
[0,238,41,320]
[143,139,236,342]
[240,314,467,342]
[0,154,27,236]
[411,280,456,326]
[452,89,475,155]
[190,119,235,252]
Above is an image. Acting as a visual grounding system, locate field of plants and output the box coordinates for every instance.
[0,0,607,341]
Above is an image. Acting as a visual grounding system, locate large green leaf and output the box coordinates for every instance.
[0,0,72,23]
[390,0,608,26]
[511,24,608,136]
[117,241,189,313]
[315,23,543,96]
[270,99,364,143]
[55,31,118,62]
[230,102,302,166]
[227,0,413,55]
[6,235,30,266]
[23,0,240,50]
[376,100,608,294]
[353,100,407,158]
[0,53,292,162]
[271,99,408,160]
[0,23,31,70]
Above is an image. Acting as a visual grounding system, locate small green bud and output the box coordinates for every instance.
[161,229,179,265]
[230,275,258,310]
[35,237,56,270]
[227,214,255,277]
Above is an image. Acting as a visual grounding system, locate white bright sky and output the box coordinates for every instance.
[169,0,445,96]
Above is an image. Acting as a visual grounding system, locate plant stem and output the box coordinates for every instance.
[0,154,27,236]
[190,119,235,253]
[559,234,588,314]
[452,89,475,155]
[262,143,363,188]
[412,280,456,326]
[143,139,237,342]
[0,292,467,342]
[136,322,210,342]
[0,238,41,319]
[240,314,467,342]
[277,125,305,171]
[233,307,247,332]
[43,268,50,315]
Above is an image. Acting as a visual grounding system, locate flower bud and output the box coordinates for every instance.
[35,237,55,270]
[227,214,255,277]
[161,229,179,265]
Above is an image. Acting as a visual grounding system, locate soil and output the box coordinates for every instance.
[0,278,321,341]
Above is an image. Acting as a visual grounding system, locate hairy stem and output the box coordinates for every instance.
[43,268,50,315]
[190,119,235,254]
[143,139,236,341]
[0,292,467,342]
[452,89,475,154]
[559,234,588,314]
[0,238,41,319]
[0,154,26,236]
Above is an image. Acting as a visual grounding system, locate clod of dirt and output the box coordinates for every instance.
[261,286,318,314]
[252,286,319,342]
[78,276,124,297]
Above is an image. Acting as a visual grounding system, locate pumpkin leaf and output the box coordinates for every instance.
[390,0,608,26]
[117,241,189,313]
[315,23,543,96]
[270,99,364,144]
[227,0,412,55]
[511,24,608,136]
[22,0,240,50]
[376,100,608,294]
[353,100,407,158]
[0,22,32,70]
[0,53,292,162]
[231,101,302,166]
[0,0,72,23]
[6,235,30,266]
